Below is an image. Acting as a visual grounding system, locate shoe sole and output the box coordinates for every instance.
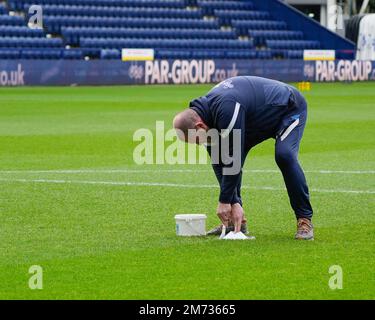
[295,236,314,241]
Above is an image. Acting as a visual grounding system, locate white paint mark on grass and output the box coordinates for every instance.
[0,178,374,195]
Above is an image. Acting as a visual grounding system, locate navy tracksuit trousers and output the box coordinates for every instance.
[274,90,313,219]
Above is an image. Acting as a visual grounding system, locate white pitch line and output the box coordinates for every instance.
[0,178,374,195]
[0,169,200,174]
[0,169,374,174]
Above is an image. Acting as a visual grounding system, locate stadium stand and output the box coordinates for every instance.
[0,0,353,60]
[0,1,83,58]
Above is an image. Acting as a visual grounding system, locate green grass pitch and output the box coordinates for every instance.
[0,82,374,299]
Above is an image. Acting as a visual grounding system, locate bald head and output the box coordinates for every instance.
[173,108,209,144]
[173,109,200,135]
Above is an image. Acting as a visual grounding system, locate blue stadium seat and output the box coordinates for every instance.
[0,4,7,14]
[44,16,219,33]
[156,49,258,60]
[38,5,203,19]
[250,30,304,45]
[9,0,186,10]
[155,49,191,59]
[0,37,63,48]
[256,50,272,59]
[266,40,320,50]
[0,15,25,26]
[215,10,270,25]
[80,47,101,58]
[198,0,254,15]
[21,48,62,59]
[62,49,83,59]
[19,48,83,59]
[0,49,20,59]
[225,50,257,59]
[61,27,237,45]
[0,26,45,38]
[232,20,288,34]
[270,49,286,59]
[100,49,121,59]
[286,50,303,59]
[194,50,225,59]
[80,38,254,50]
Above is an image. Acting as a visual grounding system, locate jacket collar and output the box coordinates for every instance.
[189,96,213,128]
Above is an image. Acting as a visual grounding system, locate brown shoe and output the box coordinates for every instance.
[295,218,314,240]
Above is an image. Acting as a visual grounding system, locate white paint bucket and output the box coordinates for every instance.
[175,214,207,236]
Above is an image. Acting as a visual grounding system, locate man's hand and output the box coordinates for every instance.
[231,203,244,233]
[216,202,232,227]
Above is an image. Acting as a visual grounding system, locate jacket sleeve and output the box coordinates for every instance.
[210,162,243,205]
[215,100,246,203]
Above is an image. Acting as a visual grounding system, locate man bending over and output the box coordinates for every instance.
[173,76,314,240]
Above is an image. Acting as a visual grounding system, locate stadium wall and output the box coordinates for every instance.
[0,59,374,86]
[249,0,356,56]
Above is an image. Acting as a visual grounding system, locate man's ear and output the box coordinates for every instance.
[195,121,209,131]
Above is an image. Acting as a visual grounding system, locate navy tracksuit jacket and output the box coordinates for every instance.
[189,76,313,219]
